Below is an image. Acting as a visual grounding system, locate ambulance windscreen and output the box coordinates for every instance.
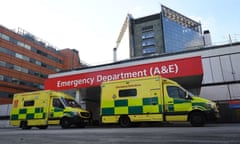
[61,98,81,108]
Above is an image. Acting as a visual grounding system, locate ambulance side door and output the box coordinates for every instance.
[149,89,162,114]
[163,85,191,121]
[49,97,65,121]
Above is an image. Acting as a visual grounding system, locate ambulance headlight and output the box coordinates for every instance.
[207,102,215,109]
[72,112,79,116]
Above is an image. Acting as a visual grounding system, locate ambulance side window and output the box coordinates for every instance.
[24,100,34,107]
[119,89,137,97]
[53,98,64,109]
[167,86,186,99]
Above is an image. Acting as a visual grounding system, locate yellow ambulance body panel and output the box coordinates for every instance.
[100,76,219,127]
[10,90,90,129]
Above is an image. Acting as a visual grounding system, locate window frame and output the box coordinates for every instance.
[24,100,35,107]
[167,86,187,99]
[119,89,137,98]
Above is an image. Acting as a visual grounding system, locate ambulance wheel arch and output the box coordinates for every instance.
[60,117,71,129]
[20,121,32,130]
[119,115,131,128]
[60,116,86,129]
[188,110,206,127]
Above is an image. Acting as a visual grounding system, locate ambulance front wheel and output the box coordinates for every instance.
[61,117,71,129]
[190,112,205,127]
[119,115,131,128]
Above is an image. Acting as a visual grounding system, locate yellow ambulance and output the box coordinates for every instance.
[10,90,90,129]
[100,76,220,127]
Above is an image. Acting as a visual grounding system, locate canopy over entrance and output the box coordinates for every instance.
[45,56,203,91]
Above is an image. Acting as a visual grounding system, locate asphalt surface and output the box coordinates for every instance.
[0,123,240,144]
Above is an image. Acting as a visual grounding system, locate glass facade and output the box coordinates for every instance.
[161,5,204,53]
[129,5,205,57]
[141,25,157,55]
[142,46,156,55]
[162,17,204,53]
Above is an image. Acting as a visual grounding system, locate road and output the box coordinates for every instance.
[0,124,240,144]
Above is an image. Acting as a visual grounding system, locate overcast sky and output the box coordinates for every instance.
[1,0,239,65]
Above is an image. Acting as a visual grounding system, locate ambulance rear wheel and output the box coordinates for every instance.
[61,117,71,129]
[20,121,32,130]
[190,112,205,127]
[119,116,131,128]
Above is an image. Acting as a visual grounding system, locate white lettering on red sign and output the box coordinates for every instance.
[149,64,178,75]
[55,64,179,88]
[57,77,94,88]
[45,56,202,90]
[96,69,148,82]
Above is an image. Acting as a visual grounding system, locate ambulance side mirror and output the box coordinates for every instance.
[185,93,192,100]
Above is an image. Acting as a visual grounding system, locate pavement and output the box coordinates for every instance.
[1,119,239,129]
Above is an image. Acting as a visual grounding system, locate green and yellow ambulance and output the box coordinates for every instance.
[100,76,220,127]
[10,90,90,129]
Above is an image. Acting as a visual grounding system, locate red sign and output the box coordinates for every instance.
[44,56,203,90]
